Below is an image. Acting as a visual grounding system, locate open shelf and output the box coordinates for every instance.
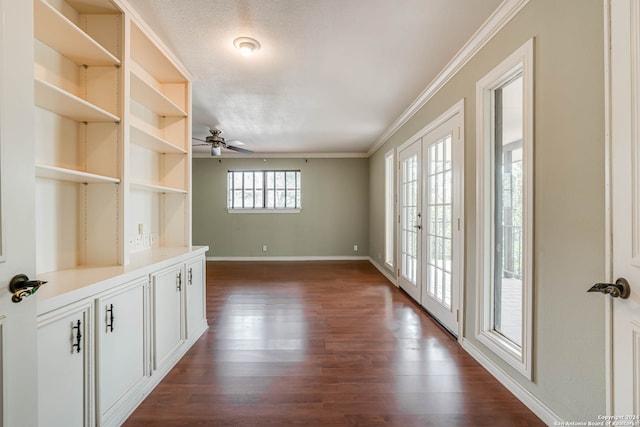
[130,125,186,154]
[36,164,120,184]
[35,78,120,122]
[130,70,187,117]
[130,182,187,194]
[130,22,185,82]
[34,0,120,67]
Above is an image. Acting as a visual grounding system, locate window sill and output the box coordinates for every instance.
[227,208,301,214]
[476,329,531,380]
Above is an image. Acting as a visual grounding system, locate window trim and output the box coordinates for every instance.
[226,170,302,212]
[384,149,395,269]
[475,38,534,379]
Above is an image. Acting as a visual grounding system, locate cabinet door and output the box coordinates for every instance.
[96,277,147,424]
[38,302,93,427]
[185,256,207,339]
[152,264,184,370]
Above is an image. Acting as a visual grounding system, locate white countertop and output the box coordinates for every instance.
[36,246,208,315]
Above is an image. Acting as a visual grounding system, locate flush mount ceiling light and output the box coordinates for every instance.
[233,37,261,56]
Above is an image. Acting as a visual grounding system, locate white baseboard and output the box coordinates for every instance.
[206,255,369,261]
[461,338,562,425]
[368,257,398,286]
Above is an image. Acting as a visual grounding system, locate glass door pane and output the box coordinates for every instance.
[426,135,453,309]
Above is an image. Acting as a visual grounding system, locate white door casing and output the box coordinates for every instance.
[397,140,422,302]
[608,0,640,415]
[0,0,37,426]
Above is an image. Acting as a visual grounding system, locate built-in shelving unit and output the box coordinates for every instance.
[34,0,192,275]
[128,20,190,254]
[34,0,124,275]
[33,1,199,425]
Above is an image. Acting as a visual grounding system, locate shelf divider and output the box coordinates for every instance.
[130,125,187,154]
[36,164,120,184]
[130,182,187,194]
[35,78,120,123]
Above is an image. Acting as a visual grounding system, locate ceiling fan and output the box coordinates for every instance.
[192,129,254,156]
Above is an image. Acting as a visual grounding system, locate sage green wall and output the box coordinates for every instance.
[369,0,604,421]
[193,157,369,257]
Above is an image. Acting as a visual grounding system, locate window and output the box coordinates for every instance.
[227,170,301,211]
[384,150,395,268]
[476,39,533,379]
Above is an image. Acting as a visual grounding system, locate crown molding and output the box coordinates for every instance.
[367,0,530,157]
[192,151,369,159]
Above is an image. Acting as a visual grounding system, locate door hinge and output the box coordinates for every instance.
[398,215,400,224]
[456,309,460,322]
[457,218,461,231]
[397,268,400,276]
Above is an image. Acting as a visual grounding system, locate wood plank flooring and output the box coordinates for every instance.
[125,261,544,427]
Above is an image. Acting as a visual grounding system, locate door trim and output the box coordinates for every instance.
[603,0,614,415]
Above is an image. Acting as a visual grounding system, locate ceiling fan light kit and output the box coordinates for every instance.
[233,37,261,56]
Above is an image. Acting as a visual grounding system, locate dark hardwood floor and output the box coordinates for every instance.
[124,261,544,427]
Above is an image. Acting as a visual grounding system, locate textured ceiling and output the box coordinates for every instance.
[126,0,503,156]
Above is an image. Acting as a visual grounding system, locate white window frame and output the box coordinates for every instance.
[227,170,302,213]
[384,149,395,269]
[475,38,534,379]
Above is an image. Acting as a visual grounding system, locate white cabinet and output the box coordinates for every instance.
[151,264,185,370]
[96,277,148,426]
[186,255,207,339]
[37,249,207,426]
[38,300,94,427]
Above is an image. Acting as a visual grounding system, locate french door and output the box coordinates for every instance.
[397,106,463,336]
[398,141,422,302]
[421,115,461,334]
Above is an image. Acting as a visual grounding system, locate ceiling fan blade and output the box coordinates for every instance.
[225,139,245,146]
[192,137,208,142]
[192,143,209,146]
[226,145,254,155]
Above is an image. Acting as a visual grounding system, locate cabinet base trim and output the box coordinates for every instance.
[207,256,369,262]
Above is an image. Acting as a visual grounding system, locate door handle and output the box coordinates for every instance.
[587,278,630,299]
[9,274,47,303]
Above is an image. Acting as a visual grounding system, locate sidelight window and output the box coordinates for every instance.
[476,39,533,379]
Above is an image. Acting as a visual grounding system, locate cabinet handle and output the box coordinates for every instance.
[72,320,82,353]
[106,304,115,333]
[176,271,182,292]
[188,268,193,286]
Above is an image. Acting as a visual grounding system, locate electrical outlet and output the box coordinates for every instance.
[353,244,358,252]
[262,244,268,252]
